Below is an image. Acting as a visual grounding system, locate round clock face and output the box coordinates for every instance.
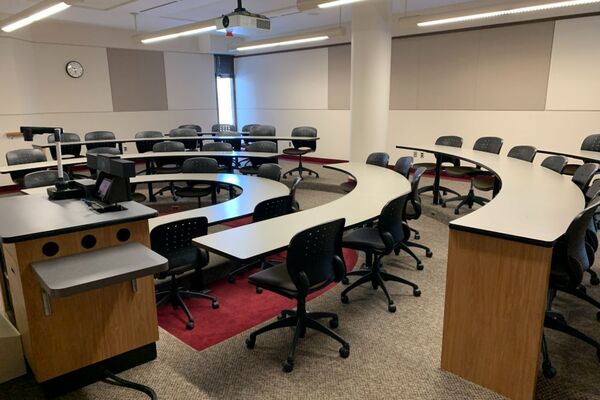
[66,61,84,78]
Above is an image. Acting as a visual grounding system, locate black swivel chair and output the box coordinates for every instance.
[248,124,276,146]
[48,132,81,160]
[541,196,600,378]
[151,217,218,330]
[211,124,237,133]
[562,134,600,176]
[151,141,185,199]
[215,131,242,152]
[413,135,463,203]
[442,137,504,215]
[84,131,116,151]
[135,131,163,176]
[257,163,282,181]
[541,155,568,174]
[245,218,349,372]
[5,149,47,187]
[393,156,413,179]
[572,163,599,192]
[174,157,219,207]
[507,145,537,162]
[242,124,260,133]
[341,152,390,193]
[169,128,199,151]
[239,141,278,175]
[23,170,69,189]
[178,124,202,133]
[282,127,319,178]
[202,142,234,172]
[341,195,421,313]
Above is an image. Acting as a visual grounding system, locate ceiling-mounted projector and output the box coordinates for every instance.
[216,0,271,36]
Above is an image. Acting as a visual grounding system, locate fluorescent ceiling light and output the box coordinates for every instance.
[318,0,367,8]
[418,0,600,27]
[138,21,217,44]
[237,35,329,51]
[141,25,216,44]
[1,0,74,33]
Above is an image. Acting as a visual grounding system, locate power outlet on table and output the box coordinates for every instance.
[420,152,424,158]
[123,145,128,152]
[413,151,418,157]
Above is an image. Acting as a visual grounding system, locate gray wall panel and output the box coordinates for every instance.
[328,45,351,110]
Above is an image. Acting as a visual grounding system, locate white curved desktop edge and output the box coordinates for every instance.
[192,162,411,261]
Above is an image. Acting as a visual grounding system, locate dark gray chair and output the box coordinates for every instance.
[151,141,185,199]
[23,170,69,189]
[282,127,319,179]
[178,124,202,133]
[151,217,218,330]
[135,131,163,154]
[442,137,504,215]
[542,155,568,174]
[202,141,234,171]
[245,218,349,373]
[5,149,47,187]
[507,145,537,162]
[563,134,600,176]
[239,141,278,175]
[393,156,413,179]
[211,124,236,133]
[169,128,199,151]
[242,124,261,133]
[48,132,81,160]
[84,131,116,150]
[572,163,600,192]
[174,157,219,207]
[247,124,276,146]
[216,131,242,151]
[257,163,282,181]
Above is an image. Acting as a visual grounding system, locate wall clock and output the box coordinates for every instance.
[66,61,84,78]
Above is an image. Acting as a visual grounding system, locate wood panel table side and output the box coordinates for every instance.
[441,230,553,400]
[2,219,159,382]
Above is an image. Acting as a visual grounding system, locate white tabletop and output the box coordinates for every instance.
[538,148,600,162]
[192,162,412,261]
[398,144,585,246]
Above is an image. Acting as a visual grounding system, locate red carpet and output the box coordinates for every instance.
[157,248,358,351]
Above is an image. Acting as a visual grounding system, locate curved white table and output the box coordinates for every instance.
[398,144,585,400]
[193,162,411,260]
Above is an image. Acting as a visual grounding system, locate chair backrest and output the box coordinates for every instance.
[252,125,276,137]
[541,155,568,174]
[211,124,236,133]
[153,141,185,168]
[216,131,242,151]
[507,145,537,162]
[86,147,121,156]
[581,134,600,152]
[393,156,413,178]
[435,135,463,147]
[23,170,69,189]
[150,217,208,270]
[202,142,233,170]
[405,167,427,220]
[286,218,346,292]
[84,131,116,150]
[135,131,163,154]
[257,163,282,181]
[181,157,219,173]
[572,163,600,192]
[242,124,261,133]
[6,148,48,185]
[178,124,202,133]
[377,195,409,251]
[291,126,317,151]
[290,176,302,212]
[169,128,198,151]
[253,195,292,223]
[48,132,81,159]
[246,141,278,167]
[473,136,503,154]
[366,152,389,168]
[585,179,600,204]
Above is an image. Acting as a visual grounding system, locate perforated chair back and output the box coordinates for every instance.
[253,195,292,223]
[23,170,69,189]
[135,131,163,154]
[84,131,116,150]
[586,180,600,203]
[216,131,242,151]
[507,145,537,162]
[182,157,219,173]
[436,135,463,147]
[169,128,198,151]
[86,147,121,156]
[6,148,47,185]
[178,124,202,133]
[286,218,346,292]
[377,195,409,251]
[48,132,81,159]
[257,163,282,181]
[252,125,276,137]
[366,152,390,168]
[153,141,185,168]
[211,124,236,133]
[406,167,427,220]
[202,142,233,170]
[572,163,600,192]
[393,156,413,178]
[291,126,317,151]
[581,134,600,152]
[242,124,261,133]
[541,155,568,174]
[473,136,503,154]
[246,141,278,168]
[290,176,302,212]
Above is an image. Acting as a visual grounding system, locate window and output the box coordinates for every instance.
[214,55,236,126]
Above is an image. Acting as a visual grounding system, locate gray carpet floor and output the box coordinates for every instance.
[1,162,599,399]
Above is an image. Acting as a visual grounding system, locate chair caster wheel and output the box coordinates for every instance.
[339,345,350,358]
[245,337,255,349]
[542,361,556,379]
[342,277,349,285]
[426,250,433,258]
[282,359,294,373]
[416,262,424,271]
[441,203,447,208]
[212,301,219,309]
[227,275,235,283]
[414,234,420,240]
[329,317,339,329]
[454,209,460,215]
[186,321,195,330]
[277,313,286,321]
[341,295,349,304]
[591,275,600,286]
[413,288,422,297]
[256,287,263,294]
[388,304,396,313]
[371,280,378,290]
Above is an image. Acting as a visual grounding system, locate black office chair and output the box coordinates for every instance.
[5,149,47,187]
[257,163,282,181]
[572,163,599,192]
[442,137,504,215]
[135,131,163,176]
[174,157,219,207]
[290,176,302,212]
[413,136,463,202]
[541,196,600,378]
[507,145,537,162]
[151,141,185,199]
[151,217,218,330]
[341,152,390,193]
[215,131,242,152]
[562,134,600,176]
[248,124,277,145]
[202,141,234,172]
[48,132,81,160]
[394,167,433,270]
[23,170,69,189]
[178,124,202,133]
[239,141,278,175]
[541,155,568,174]
[393,156,413,179]
[282,127,319,179]
[84,131,116,150]
[242,124,261,134]
[584,180,600,285]
[245,218,349,372]
[169,128,199,151]
[211,124,236,133]
[341,195,421,313]
[227,195,293,284]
